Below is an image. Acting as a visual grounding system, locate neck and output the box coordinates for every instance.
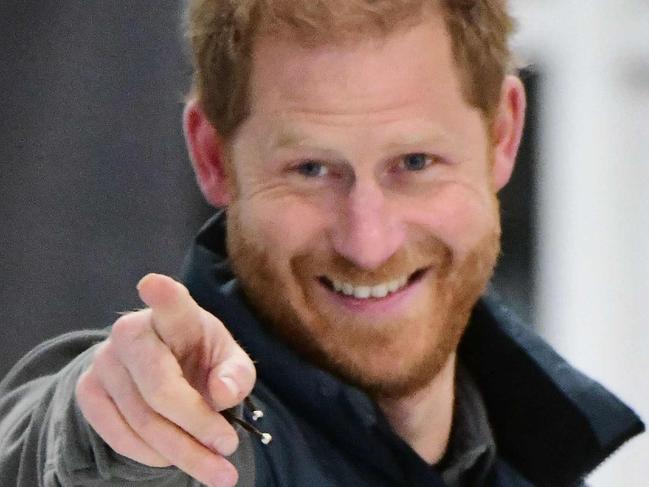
[377,354,456,464]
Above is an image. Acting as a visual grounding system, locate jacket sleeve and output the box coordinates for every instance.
[0,330,256,486]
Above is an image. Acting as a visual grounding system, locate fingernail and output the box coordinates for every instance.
[136,274,152,291]
[213,433,239,457]
[220,375,240,399]
[136,273,162,295]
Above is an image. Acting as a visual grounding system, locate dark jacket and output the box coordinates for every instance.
[0,214,644,486]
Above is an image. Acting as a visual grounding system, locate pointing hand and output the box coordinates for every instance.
[76,273,256,487]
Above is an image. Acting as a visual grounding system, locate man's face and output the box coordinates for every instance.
[225,14,502,398]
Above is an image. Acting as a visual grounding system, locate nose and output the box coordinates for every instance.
[330,179,405,270]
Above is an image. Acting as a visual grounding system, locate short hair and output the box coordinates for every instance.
[185,0,515,139]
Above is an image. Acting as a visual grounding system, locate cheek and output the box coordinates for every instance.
[406,183,498,256]
[237,196,332,261]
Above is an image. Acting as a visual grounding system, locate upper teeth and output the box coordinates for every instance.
[331,276,409,299]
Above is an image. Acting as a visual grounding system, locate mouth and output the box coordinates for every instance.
[318,267,429,300]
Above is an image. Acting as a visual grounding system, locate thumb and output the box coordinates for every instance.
[137,273,256,408]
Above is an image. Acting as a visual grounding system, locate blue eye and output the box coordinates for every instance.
[401,153,432,171]
[296,161,329,178]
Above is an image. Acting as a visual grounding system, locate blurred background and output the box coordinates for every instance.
[0,1,646,484]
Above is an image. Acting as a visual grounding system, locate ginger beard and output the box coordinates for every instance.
[226,197,502,399]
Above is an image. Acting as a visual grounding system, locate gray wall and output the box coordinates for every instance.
[0,1,212,377]
[0,2,537,379]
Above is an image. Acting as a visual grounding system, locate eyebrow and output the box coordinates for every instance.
[266,129,345,161]
[381,123,456,151]
[268,122,456,154]
[271,128,325,151]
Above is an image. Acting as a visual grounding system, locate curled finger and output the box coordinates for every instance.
[95,345,239,487]
[76,365,168,467]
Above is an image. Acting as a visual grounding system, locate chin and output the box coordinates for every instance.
[327,324,464,399]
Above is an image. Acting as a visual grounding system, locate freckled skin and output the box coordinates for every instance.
[225,15,504,397]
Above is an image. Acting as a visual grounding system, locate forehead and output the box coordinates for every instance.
[240,12,485,155]
[251,13,467,112]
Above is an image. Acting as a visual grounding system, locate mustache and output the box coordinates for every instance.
[291,235,453,284]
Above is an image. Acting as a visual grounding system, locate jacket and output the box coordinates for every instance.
[0,213,644,486]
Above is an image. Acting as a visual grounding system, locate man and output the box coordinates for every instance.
[0,1,643,486]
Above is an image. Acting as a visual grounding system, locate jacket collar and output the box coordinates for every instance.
[181,213,644,486]
[460,296,644,485]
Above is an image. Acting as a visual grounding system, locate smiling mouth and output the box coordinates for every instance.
[318,267,429,300]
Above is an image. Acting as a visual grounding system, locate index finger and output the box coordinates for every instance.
[136,273,205,355]
[136,273,255,408]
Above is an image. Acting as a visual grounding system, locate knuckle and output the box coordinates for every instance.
[95,421,137,457]
[75,370,95,406]
[201,307,224,327]
[235,361,258,399]
[91,341,114,369]
[124,406,156,432]
[111,311,150,345]
[243,360,257,390]
[145,383,178,412]
[75,372,107,428]
[231,368,256,404]
[92,342,131,383]
[240,376,256,400]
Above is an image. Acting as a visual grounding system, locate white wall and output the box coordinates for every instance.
[510,1,648,485]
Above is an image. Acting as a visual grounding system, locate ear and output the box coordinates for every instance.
[491,75,526,191]
[183,99,231,207]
